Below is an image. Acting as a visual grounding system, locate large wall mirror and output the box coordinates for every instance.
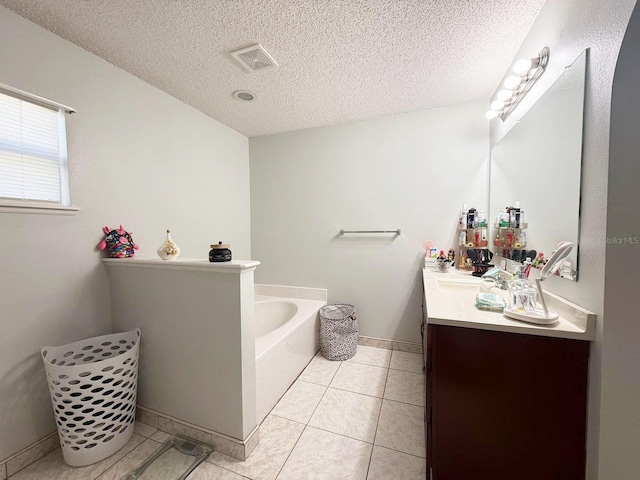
[490,49,586,281]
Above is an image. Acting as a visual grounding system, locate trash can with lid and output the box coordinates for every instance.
[319,304,358,361]
[41,329,141,466]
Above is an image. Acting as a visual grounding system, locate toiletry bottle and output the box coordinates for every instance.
[461,204,468,229]
[467,208,476,229]
[523,257,533,279]
[500,212,509,228]
[509,207,516,228]
[509,266,537,312]
[478,211,487,227]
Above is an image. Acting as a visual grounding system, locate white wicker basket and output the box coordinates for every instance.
[41,329,141,466]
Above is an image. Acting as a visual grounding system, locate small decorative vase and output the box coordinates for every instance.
[157,229,180,261]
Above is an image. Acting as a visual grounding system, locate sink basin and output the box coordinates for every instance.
[434,277,509,298]
[435,277,482,292]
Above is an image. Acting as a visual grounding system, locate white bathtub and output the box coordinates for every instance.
[254,289,327,423]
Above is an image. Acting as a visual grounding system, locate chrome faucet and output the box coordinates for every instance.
[482,267,511,290]
[482,276,510,290]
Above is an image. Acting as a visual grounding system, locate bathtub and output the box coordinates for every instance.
[254,286,327,423]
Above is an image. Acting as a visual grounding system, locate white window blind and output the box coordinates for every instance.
[0,89,70,206]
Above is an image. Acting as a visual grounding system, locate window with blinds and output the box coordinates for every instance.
[0,89,71,207]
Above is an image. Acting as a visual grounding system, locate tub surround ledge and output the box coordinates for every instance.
[255,283,327,301]
[103,257,260,273]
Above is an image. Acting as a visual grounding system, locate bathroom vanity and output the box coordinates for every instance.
[422,269,595,480]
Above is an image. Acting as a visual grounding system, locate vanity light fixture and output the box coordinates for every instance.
[485,46,550,121]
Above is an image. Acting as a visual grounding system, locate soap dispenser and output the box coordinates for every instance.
[509,265,537,312]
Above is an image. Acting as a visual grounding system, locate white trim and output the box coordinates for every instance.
[0,82,76,113]
[0,199,80,215]
[57,108,71,206]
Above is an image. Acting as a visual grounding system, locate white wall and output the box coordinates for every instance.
[603,4,640,476]
[0,6,250,461]
[250,103,488,343]
[488,0,637,477]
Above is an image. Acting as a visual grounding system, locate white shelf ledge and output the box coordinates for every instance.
[103,257,260,273]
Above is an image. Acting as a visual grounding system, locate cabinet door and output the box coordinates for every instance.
[425,324,435,478]
[430,325,588,480]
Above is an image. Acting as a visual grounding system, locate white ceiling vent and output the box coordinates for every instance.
[231,44,279,72]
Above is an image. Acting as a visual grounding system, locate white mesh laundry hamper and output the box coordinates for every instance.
[41,329,140,467]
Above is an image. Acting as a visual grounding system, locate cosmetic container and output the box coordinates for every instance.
[509,266,537,312]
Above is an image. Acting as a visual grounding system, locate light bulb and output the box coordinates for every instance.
[491,100,505,111]
[496,89,512,101]
[485,110,500,120]
[504,75,522,90]
[513,58,533,75]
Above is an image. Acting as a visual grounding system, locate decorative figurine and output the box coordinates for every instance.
[98,225,139,258]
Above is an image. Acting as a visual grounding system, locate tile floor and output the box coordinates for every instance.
[8,346,425,480]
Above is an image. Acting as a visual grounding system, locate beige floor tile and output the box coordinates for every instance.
[133,422,158,438]
[330,362,388,398]
[9,433,145,480]
[384,369,425,406]
[270,380,327,424]
[389,351,423,374]
[297,353,341,386]
[95,439,162,480]
[189,462,249,479]
[206,415,304,480]
[346,346,392,368]
[1,463,6,480]
[375,400,425,458]
[150,430,171,444]
[367,446,426,480]
[277,426,372,480]
[308,388,382,443]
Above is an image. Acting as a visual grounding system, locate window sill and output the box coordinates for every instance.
[0,200,80,215]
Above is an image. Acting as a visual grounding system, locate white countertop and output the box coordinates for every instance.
[423,268,595,341]
[103,257,260,273]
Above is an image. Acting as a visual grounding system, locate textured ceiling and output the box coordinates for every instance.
[0,0,545,137]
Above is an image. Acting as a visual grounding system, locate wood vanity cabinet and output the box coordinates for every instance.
[423,324,589,480]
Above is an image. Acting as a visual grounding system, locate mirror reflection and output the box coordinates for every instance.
[490,50,586,281]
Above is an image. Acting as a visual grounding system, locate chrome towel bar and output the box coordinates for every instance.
[339,229,401,235]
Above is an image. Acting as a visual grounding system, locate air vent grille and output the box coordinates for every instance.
[231,44,279,72]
